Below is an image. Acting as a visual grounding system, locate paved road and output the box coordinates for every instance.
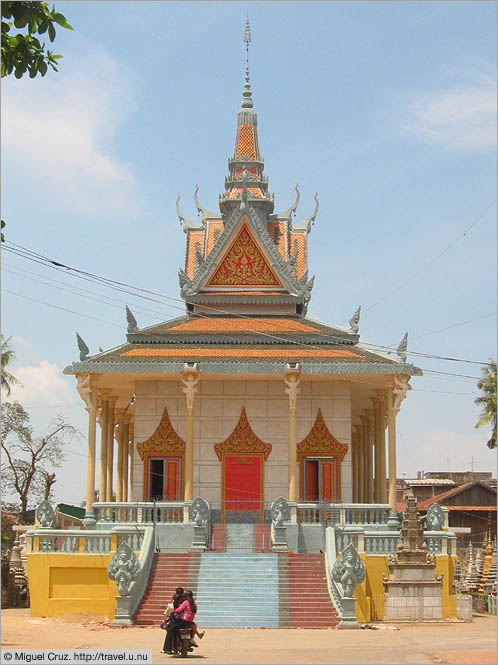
[1,609,496,664]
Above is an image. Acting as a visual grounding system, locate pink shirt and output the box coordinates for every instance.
[175,599,197,622]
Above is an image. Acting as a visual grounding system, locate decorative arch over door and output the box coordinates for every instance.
[297,408,348,502]
[214,407,272,523]
[137,407,185,501]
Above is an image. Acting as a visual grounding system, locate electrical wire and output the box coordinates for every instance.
[3,240,493,376]
[364,197,497,313]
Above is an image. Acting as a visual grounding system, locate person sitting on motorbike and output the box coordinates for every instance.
[162,587,185,654]
[169,589,203,648]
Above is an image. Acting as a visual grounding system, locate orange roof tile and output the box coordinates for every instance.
[445,506,497,511]
[235,124,257,159]
[206,220,224,255]
[228,186,263,199]
[167,317,320,332]
[186,230,205,279]
[268,221,287,259]
[203,291,283,296]
[289,231,307,279]
[418,486,463,509]
[121,347,362,358]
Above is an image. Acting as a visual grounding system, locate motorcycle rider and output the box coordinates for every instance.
[168,590,199,649]
[162,587,185,654]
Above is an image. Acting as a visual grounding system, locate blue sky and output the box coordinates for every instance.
[2,1,496,507]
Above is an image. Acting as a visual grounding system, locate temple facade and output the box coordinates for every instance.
[64,22,421,526]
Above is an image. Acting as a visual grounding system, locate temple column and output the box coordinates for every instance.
[284,366,301,503]
[106,396,117,502]
[351,426,358,503]
[123,417,130,502]
[98,389,110,502]
[372,396,381,503]
[115,408,125,503]
[365,408,375,503]
[360,415,368,503]
[182,365,199,503]
[388,375,411,520]
[83,374,99,526]
[356,422,364,502]
[128,422,134,502]
[375,390,387,504]
[387,388,397,515]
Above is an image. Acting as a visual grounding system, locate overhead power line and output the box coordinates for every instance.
[364,197,497,313]
[2,241,492,377]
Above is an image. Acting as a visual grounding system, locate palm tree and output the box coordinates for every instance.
[475,359,497,449]
[1,335,21,396]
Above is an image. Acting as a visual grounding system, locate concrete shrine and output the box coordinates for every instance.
[25,21,459,627]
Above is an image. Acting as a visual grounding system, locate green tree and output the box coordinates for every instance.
[1,1,73,79]
[475,359,497,449]
[1,402,77,521]
[1,335,21,396]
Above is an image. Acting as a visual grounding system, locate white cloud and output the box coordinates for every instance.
[1,49,141,219]
[402,428,497,476]
[398,72,497,151]
[4,360,77,408]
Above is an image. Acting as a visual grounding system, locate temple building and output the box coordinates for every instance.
[26,22,464,628]
[64,20,421,527]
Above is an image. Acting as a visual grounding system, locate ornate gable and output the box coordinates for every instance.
[297,408,348,461]
[136,407,185,459]
[207,222,282,288]
[214,407,272,460]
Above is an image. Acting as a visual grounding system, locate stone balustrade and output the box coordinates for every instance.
[25,527,147,554]
[93,501,186,525]
[297,502,391,527]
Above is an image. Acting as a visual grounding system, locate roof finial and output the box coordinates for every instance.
[241,14,253,109]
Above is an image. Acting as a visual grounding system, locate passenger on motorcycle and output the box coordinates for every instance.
[168,590,200,650]
[162,587,185,653]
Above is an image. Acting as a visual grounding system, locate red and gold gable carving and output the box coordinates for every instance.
[136,407,185,460]
[207,224,282,287]
[297,408,348,462]
[214,407,272,461]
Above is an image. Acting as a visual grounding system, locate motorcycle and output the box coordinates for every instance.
[173,626,197,658]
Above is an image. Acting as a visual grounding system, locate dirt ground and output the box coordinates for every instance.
[1,609,497,665]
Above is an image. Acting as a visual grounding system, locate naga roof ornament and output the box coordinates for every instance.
[194,185,222,222]
[125,305,138,334]
[349,305,361,334]
[293,192,319,232]
[275,184,300,222]
[76,332,89,361]
[176,193,202,232]
[397,332,408,363]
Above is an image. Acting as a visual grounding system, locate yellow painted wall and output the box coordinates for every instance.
[354,553,457,622]
[27,553,117,619]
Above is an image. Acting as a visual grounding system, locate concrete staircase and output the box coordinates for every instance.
[225,524,254,552]
[134,552,199,625]
[134,531,339,628]
[195,552,280,627]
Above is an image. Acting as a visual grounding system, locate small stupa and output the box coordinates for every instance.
[383,494,443,621]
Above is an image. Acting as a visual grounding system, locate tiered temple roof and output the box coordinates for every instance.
[65,19,421,381]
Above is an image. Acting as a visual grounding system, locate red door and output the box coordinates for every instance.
[224,455,262,520]
[304,458,337,502]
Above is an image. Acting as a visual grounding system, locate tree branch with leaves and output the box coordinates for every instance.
[1,402,78,521]
[1,1,73,79]
[475,359,497,450]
